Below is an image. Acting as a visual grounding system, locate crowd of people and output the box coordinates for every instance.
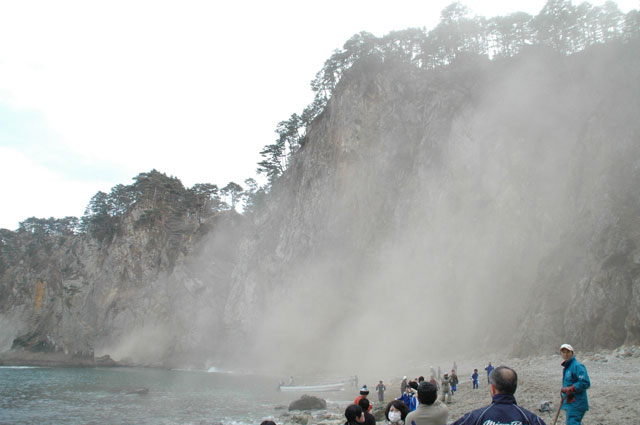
[339,343,590,425]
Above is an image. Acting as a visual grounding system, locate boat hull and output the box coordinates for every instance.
[279,382,345,392]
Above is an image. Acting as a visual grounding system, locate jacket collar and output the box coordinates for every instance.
[492,393,517,404]
[561,356,575,368]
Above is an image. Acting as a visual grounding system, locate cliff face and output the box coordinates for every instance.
[0,207,242,367]
[1,40,639,370]
[222,41,640,372]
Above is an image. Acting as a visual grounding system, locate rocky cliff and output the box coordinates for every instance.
[222,40,640,372]
[0,197,243,367]
[1,40,639,371]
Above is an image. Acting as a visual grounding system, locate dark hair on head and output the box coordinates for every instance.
[357,397,370,411]
[489,366,518,395]
[409,380,418,390]
[260,422,277,425]
[384,400,410,421]
[418,376,424,382]
[345,404,363,422]
[416,381,438,405]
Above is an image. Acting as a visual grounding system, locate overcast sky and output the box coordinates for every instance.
[0,0,636,230]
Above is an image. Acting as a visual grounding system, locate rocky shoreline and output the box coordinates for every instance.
[267,346,640,425]
[3,346,640,424]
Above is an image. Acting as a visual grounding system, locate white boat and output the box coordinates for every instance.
[278,382,345,392]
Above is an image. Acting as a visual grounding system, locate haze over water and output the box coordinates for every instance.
[0,366,352,424]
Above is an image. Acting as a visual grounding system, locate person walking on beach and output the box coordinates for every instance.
[450,370,459,396]
[471,369,479,389]
[484,362,494,385]
[449,366,547,425]
[405,382,448,425]
[560,343,590,425]
[376,380,386,402]
[440,373,452,404]
[400,376,408,395]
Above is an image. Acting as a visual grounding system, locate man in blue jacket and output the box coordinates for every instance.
[450,366,546,425]
[560,343,590,425]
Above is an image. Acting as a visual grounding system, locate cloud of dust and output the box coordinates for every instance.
[195,45,639,380]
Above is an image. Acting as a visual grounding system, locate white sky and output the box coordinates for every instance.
[0,0,636,230]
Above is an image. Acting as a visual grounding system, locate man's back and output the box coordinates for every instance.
[450,394,546,425]
[404,400,448,425]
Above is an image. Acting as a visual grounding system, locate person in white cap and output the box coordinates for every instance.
[560,343,591,425]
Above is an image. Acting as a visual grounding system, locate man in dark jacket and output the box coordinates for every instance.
[560,343,590,425]
[450,366,546,425]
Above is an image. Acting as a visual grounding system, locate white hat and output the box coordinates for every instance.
[560,343,574,352]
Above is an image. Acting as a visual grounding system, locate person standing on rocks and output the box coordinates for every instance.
[376,380,386,402]
[355,385,373,413]
[440,373,452,404]
[560,343,591,425]
[471,368,479,389]
[450,366,547,425]
[450,370,459,396]
[404,381,448,425]
[485,362,494,385]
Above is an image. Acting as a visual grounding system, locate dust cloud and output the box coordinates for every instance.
[200,45,639,379]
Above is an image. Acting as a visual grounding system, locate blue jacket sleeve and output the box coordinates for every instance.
[572,363,591,393]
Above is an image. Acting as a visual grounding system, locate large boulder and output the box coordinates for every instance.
[288,394,327,411]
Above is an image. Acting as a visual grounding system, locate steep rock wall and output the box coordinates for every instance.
[223,41,640,372]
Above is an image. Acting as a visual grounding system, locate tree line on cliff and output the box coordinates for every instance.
[257,0,640,185]
[2,0,638,268]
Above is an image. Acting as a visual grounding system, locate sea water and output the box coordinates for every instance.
[0,366,349,424]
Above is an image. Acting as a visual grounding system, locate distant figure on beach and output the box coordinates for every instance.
[450,366,547,425]
[400,376,408,395]
[485,362,494,384]
[449,370,459,396]
[440,373,452,404]
[354,385,372,412]
[385,400,410,425]
[354,375,359,388]
[289,376,294,385]
[429,375,439,390]
[471,369,479,389]
[357,398,376,425]
[560,343,591,425]
[453,361,457,373]
[405,382,448,425]
[376,380,386,402]
[344,404,365,425]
